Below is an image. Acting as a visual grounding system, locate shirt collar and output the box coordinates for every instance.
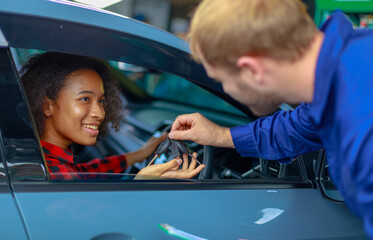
[40,140,75,164]
[311,11,354,125]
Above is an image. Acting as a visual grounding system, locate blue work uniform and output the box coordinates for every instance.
[230,11,373,237]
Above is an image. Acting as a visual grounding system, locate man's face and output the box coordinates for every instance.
[200,56,282,116]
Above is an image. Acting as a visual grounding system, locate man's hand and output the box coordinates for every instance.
[169,113,234,148]
[137,153,205,179]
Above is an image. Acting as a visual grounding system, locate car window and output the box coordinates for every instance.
[0,48,46,182]
[10,48,44,71]
[0,143,7,183]
[11,48,309,185]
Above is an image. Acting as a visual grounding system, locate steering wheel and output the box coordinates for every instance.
[198,145,214,179]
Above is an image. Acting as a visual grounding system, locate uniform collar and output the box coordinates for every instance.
[311,11,353,125]
[40,140,75,164]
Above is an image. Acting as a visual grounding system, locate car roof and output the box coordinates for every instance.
[0,0,256,118]
[1,0,187,49]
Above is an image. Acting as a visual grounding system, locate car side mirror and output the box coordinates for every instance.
[315,149,344,203]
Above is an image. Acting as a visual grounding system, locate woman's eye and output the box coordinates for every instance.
[99,99,105,104]
[80,97,89,102]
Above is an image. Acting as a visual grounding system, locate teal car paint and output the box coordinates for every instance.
[0,0,366,239]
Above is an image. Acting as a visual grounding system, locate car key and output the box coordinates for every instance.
[166,139,202,165]
[147,138,170,166]
[170,139,182,159]
[188,153,202,165]
[174,140,202,165]
[175,140,189,155]
[148,138,202,166]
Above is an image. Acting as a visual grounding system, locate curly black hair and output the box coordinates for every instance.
[21,52,123,138]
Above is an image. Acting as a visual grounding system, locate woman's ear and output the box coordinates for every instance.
[236,56,264,85]
[42,97,54,117]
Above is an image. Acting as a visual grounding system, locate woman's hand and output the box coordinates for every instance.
[125,132,167,166]
[136,153,205,179]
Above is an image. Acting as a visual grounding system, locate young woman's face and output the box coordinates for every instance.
[43,69,106,148]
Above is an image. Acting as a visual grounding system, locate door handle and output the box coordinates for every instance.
[91,232,135,240]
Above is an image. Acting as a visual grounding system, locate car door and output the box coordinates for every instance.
[0,157,28,240]
[0,46,34,240]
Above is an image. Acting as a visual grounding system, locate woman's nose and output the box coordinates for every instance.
[91,102,105,121]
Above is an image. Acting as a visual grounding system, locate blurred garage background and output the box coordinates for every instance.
[71,0,316,39]
[71,0,373,39]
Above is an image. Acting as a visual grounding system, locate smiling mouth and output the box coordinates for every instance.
[83,124,99,130]
[82,124,100,136]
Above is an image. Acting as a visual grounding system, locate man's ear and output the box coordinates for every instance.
[236,56,264,85]
[42,97,54,117]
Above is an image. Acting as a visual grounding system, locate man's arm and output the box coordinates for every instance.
[232,103,323,161]
[170,104,324,162]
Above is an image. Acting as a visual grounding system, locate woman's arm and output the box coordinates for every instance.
[125,133,167,166]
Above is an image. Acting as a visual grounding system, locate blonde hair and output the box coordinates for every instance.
[188,0,318,69]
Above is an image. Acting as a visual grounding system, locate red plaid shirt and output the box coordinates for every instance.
[41,140,128,180]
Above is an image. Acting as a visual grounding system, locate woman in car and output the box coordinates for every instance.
[21,52,204,180]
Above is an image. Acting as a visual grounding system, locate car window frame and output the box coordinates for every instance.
[1,6,315,191]
[5,47,315,191]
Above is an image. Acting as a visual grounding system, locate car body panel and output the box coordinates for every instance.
[13,184,364,240]
[1,0,188,52]
[0,190,29,239]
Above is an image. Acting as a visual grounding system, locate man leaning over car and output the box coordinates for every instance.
[169,0,373,238]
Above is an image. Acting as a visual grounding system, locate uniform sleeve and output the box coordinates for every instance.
[230,104,324,162]
[75,154,128,173]
[340,123,373,237]
[337,44,373,237]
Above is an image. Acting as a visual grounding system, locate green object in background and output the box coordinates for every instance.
[316,0,373,12]
[315,0,373,27]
